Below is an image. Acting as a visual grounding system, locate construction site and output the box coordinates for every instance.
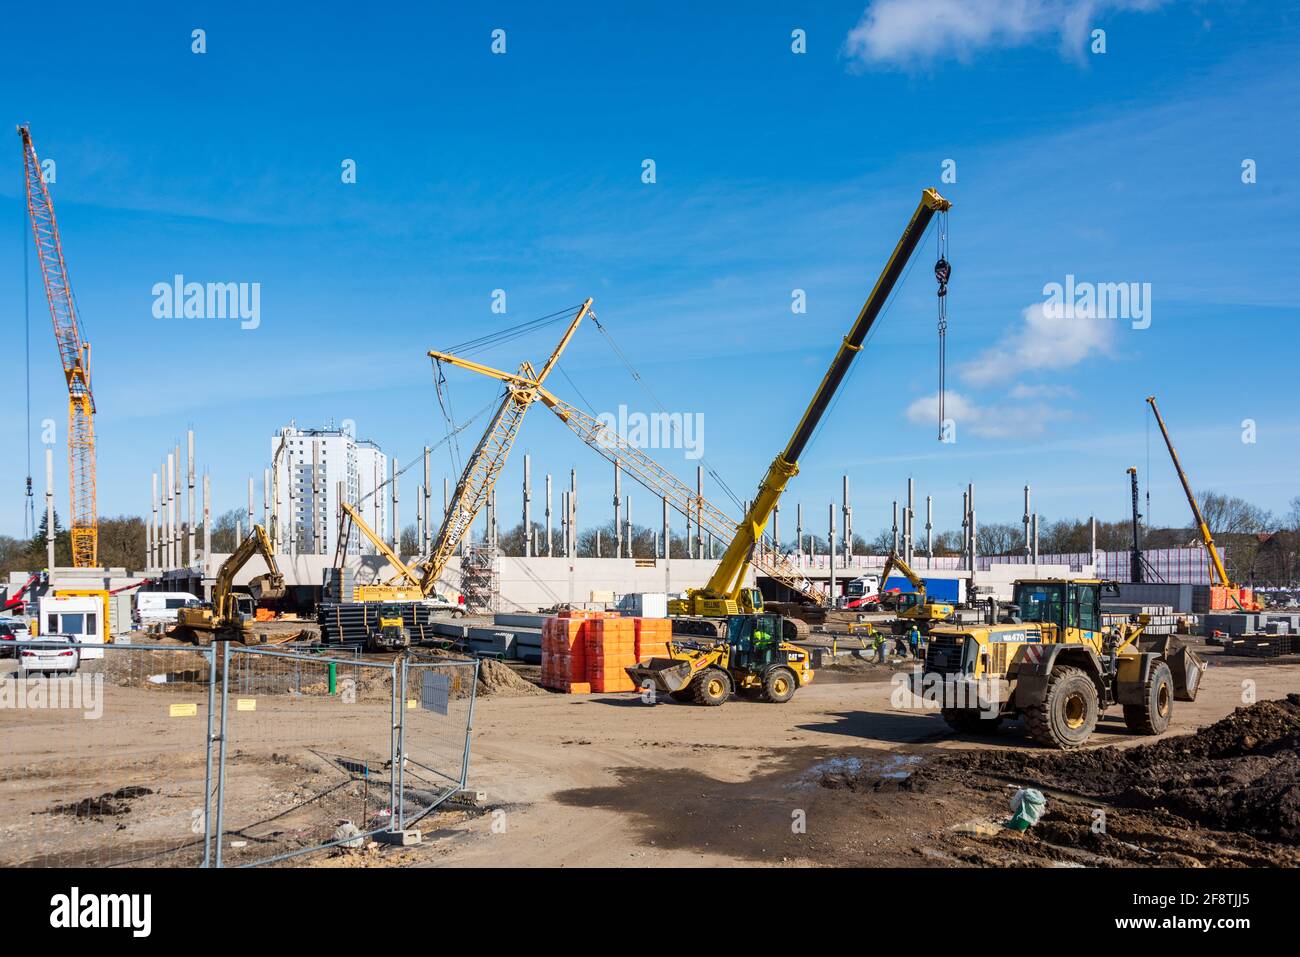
[1,10,1297,916]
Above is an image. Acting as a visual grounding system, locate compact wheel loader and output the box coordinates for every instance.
[911,579,1205,749]
[626,613,813,706]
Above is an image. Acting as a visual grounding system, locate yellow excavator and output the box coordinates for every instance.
[667,187,952,638]
[917,578,1204,748]
[175,524,286,645]
[876,549,955,634]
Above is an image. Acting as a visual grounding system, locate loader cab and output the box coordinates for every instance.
[738,587,764,614]
[724,613,782,669]
[1011,580,1103,645]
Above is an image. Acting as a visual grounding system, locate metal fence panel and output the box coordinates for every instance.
[215,645,398,867]
[0,642,217,868]
[396,656,479,830]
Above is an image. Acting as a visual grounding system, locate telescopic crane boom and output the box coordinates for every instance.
[672,188,951,620]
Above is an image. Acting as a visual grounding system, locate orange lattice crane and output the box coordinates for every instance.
[18,125,97,567]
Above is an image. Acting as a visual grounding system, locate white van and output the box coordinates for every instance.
[134,592,202,628]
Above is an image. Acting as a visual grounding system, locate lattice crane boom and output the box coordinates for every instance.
[18,125,97,567]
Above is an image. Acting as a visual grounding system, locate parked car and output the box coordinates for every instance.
[420,593,466,618]
[16,634,81,677]
[0,619,30,659]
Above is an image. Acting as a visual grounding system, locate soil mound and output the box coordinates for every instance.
[919,695,1300,844]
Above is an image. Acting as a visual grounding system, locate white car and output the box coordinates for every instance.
[420,593,466,618]
[0,619,30,659]
[16,634,81,677]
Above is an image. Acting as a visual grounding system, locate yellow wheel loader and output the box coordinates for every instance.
[626,613,813,706]
[912,579,1205,749]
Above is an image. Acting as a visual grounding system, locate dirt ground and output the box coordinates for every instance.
[1,638,1297,868]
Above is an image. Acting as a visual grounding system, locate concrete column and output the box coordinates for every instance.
[613,462,622,558]
[625,497,632,558]
[337,481,347,555]
[263,468,271,538]
[1032,513,1039,564]
[151,472,159,569]
[247,476,255,540]
[236,519,242,545]
[569,469,577,555]
[1023,485,1032,558]
[773,503,780,556]
[560,490,569,557]
[203,473,211,576]
[906,478,915,566]
[891,501,899,554]
[967,483,975,571]
[45,449,54,569]
[545,474,553,556]
[523,454,532,557]
[828,502,837,603]
[961,491,969,569]
[391,457,399,554]
[662,495,669,560]
[695,466,704,559]
[1089,516,1098,567]
[173,442,182,564]
[423,447,432,555]
[167,453,176,568]
[842,476,852,560]
[796,503,803,562]
[187,430,196,565]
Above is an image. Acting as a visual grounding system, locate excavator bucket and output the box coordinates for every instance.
[1141,634,1205,702]
[625,657,694,693]
[248,574,286,602]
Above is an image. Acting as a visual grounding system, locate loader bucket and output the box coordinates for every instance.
[1141,634,1205,702]
[625,657,694,693]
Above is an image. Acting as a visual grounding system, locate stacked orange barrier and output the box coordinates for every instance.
[587,617,637,693]
[541,616,589,693]
[633,617,672,661]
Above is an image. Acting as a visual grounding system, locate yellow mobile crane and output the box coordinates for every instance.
[668,188,951,631]
[1145,396,1259,611]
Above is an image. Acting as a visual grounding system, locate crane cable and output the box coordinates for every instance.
[935,209,951,441]
[23,201,34,537]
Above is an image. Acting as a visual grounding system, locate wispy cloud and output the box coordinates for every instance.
[844,0,1167,68]
[906,389,1072,439]
[960,302,1116,387]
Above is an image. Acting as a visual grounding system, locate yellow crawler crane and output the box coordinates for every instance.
[333,501,424,602]
[415,299,591,597]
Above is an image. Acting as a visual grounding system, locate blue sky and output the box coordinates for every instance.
[2,0,1297,544]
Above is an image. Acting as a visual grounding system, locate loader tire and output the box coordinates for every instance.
[1123,660,1173,735]
[1024,665,1097,750]
[760,667,797,703]
[941,709,1002,735]
[692,668,730,707]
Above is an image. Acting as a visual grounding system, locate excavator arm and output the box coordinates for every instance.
[878,550,927,602]
[213,524,284,621]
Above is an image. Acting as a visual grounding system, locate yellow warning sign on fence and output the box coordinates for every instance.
[407,699,417,709]
[169,703,198,718]
[237,698,257,712]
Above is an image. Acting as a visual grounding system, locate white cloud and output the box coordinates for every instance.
[844,0,1166,67]
[906,389,1071,439]
[960,301,1115,387]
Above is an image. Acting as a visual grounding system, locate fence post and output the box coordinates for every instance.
[214,640,232,869]
[461,660,481,789]
[389,660,399,834]
[202,644,217,868]
[398,659,409,831]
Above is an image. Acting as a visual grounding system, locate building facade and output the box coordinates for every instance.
[270,425,389,556]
